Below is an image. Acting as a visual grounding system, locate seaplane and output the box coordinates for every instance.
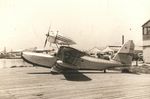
[21,29,135,76]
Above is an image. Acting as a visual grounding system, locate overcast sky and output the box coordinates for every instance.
[0,0,150,51]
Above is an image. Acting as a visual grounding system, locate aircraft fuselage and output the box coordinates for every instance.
[56,55,126,70]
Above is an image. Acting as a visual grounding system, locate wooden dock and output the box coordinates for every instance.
[0,67,150,99]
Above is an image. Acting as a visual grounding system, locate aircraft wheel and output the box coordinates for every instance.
[104,69,106,73]
[121,68,130,73]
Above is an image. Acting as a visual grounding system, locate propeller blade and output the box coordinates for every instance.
[47,25,51,36]
[44,25,51,48]
[54,30,59,43]
[44,38,48,47]
[55,31,59,48]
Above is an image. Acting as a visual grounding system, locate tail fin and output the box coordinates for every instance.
[112,40,135,65]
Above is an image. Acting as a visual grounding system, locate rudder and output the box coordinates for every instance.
[112,40,135,65]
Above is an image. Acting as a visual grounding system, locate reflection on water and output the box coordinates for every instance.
[0,59,32,68]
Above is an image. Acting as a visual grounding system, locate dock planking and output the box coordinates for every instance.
[0,67,150,99]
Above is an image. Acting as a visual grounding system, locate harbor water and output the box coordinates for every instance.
[0,59,32,68]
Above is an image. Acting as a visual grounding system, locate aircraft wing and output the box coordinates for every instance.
[61,69,91,81]
[56,35,76,45]
[48,60,91,81]
[48,35,76,45]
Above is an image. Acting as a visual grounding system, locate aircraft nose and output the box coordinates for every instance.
[21,52,27,60]
[21,52,31,62]
[21,52,26,61]
[21,52,35,65]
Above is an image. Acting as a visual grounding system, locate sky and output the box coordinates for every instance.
[0,0,150,51]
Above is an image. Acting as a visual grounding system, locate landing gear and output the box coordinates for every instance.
[50,63,63,74]
[104,69,106,73]
[121,68,130,73]
[50,66,60,74]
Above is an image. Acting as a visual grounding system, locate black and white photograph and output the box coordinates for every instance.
[0,0,150,99]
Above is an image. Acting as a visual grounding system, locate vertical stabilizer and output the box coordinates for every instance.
[112,40,135,65]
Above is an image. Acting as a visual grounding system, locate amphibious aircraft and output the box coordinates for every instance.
[21,32,135,74]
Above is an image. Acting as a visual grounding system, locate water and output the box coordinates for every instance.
[0,59,32,68]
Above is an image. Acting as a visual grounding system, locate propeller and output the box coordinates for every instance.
[55,30,59,48]
[44,26,51,48]
[44,25,60,49]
